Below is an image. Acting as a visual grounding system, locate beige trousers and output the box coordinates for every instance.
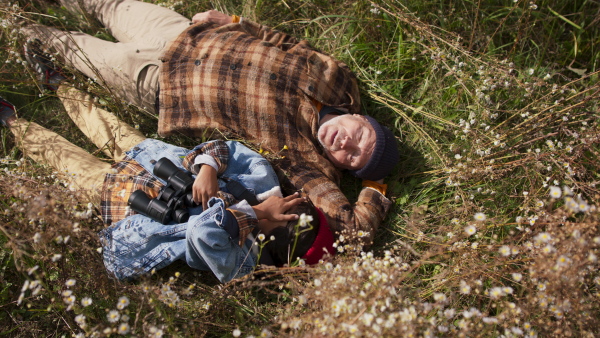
[22,0,191,113]
[10,86,146,202]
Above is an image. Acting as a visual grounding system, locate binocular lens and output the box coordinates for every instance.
[153,158,179,180]
[128,158,199,225]
[154,158,195,193]
[128,190,172,224]
[173,208,190,223]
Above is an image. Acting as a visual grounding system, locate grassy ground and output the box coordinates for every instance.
[1,0,599,336]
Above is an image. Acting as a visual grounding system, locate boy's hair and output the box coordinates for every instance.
[265,201,319,266]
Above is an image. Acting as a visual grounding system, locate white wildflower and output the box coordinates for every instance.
[464,225,477,236]
[549,186,561,198]
[107,310,120,323]
[534,232,551,243]
[81,297,92,307]
[117,296,130,310]
[499,245,511,257]
[298,213,313,227]
[474,212,486,221]
[459,280,471,294]
[118,323,130,335]
[433,293,447,302]
[488,287,505,299]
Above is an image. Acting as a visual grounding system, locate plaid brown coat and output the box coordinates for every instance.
[158,19,391,242]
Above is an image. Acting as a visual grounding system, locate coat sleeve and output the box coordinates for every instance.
[287,163,392,246]
[186,197,258,283]
[182,140,230,175]
[236,19,304,52]
[232,18,326,57]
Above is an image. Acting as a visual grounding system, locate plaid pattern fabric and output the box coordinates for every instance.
[101,141,230,224]
[100,158,163,225]
[158,20,391,243]
[182,140,229,175]
[227,208,259,247]
[99,141,254,245]
[216,191,237,207]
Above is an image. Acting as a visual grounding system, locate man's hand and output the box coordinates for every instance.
[193,165,218,209]
[252,193,303,222]
[192,10,233,25]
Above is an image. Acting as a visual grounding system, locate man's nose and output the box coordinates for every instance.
[340,136,355,149]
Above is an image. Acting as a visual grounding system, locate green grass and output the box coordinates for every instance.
[1,0,599,336]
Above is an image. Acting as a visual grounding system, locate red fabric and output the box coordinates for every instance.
[302,208,335,264]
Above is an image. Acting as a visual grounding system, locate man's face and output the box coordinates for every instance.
[317,114,376,170]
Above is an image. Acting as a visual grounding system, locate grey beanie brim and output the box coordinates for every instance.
[350,116,399,181]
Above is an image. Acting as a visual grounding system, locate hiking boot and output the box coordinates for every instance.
[24,38,65,91]
[0,96,16,127]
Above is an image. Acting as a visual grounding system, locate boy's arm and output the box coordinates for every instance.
[192,165,218,209]
[186,193,303,283]
[186,198,258,283]
[217,193,305,247]
[182,140,230,175]
[181,140,230,208]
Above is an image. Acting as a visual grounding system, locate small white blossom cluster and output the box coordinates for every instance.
[277,197,599,336]
[158,280,181,307]
[369,3,381,15]
[17,278,44,306]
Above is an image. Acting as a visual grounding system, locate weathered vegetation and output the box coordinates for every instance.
[1,0,598,336]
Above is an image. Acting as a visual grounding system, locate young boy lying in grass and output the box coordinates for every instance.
[1,86,335,283]
[97,138,335,282]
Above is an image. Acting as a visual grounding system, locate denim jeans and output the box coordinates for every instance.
[99,139,281,282]
[100,198,258,283]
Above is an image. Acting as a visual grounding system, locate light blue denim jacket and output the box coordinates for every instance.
[99,139,281,283]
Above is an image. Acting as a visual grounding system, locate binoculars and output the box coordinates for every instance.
[128,158,197,224]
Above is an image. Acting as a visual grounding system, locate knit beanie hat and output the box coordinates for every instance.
[301,208,335,264]
[351,116,399,181]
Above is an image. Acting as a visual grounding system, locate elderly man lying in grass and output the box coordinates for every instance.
[22,0,400,246]
[0,87,334,283]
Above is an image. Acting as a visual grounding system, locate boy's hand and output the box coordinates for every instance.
[193,165,218,209]
[252,193,303,222]
[192,10,233,25]
[257,219,287,236]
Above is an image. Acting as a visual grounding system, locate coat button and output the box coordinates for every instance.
[308,85,315,92]
[195,60,201,66]
[150,159,157,164]
[230,64,237,70]
[270,73,277,80]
